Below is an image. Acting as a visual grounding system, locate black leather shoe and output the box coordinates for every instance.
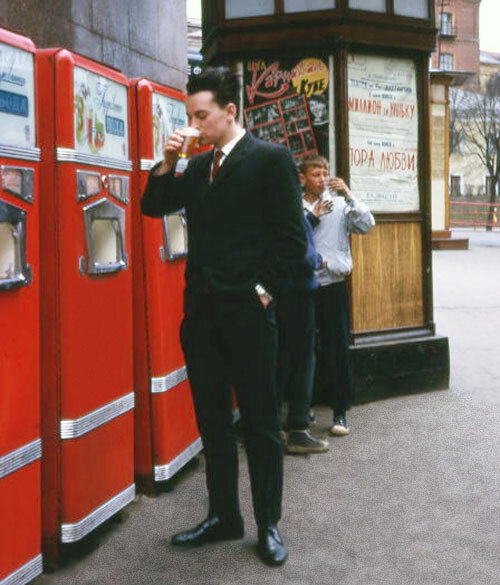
[257,525,288,566]
[171,516,244,546]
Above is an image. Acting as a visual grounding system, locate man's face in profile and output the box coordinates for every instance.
[186,90,237,147]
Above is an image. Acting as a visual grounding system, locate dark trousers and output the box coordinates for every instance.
[276,291,315,430]
[180,293,283,528]
[314,281,352,415]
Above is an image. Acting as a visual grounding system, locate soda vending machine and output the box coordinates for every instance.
[37,49,134,560]
[0,28,42,585]
[131,79,201,491]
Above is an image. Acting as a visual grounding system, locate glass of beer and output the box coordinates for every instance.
[175,127,200,174]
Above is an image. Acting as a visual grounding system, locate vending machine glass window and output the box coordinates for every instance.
[83,198,127,274]
[0,200,29,289]
[163,211,188,260]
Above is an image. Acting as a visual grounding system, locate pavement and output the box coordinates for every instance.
[36,233,500,585]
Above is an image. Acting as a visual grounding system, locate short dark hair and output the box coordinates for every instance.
[299,154,329,174]
[186,66,241,116]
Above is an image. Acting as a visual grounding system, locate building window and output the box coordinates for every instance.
[348,0,386,12]
[225,0,274,19]
[439,53,454,71]
[450,175,462,198]
[440,12,453,36]
[393,0,428,19]
[285,0,336,12]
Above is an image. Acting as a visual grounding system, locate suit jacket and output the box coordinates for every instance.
[141,132,308,314]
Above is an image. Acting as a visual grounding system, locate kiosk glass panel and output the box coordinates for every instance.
[393,0,428,19]
[284,0,336,12]
[348,0,386,12]
[225,0,274,19]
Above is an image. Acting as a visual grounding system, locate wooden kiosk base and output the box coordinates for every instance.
[350,334,450,404]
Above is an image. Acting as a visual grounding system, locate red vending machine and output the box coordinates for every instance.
[37,49,134,560]
[0,28,42,585]
[131,79,201,490]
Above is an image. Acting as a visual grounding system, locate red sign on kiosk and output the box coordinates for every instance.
[0,27,42,585]
[37,48,134,560]
[131,79,201,490]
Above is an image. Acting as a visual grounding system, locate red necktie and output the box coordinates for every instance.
[211,149,223,181]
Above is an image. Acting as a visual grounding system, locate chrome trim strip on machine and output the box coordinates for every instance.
[60,484,135,543]
[56,148,132,171]
[154,438,203,482]
[60,392,135,439]
[0,145,41,162]
[0,439,41,479]
[0,555,43,585]
[139,159,156,171]
[151,366,187,394]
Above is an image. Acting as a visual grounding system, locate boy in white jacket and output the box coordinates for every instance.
[300,155,375,436]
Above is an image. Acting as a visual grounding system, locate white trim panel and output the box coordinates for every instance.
[0,145,40,162]
[0,555,43,585]
[56,148,132,171]
[61,484,135,543]
[60,392,134,439]
[0,439,41,479]
[154,437,202,482]
[140,159,156,171]
[151,366,187,394]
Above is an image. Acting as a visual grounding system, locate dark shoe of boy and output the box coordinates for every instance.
[286,430,329,454]
[330,414,350,436]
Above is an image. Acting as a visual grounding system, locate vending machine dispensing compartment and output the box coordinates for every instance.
[0,200,30,290]
[82,198,127,275]
[162,210,188,261]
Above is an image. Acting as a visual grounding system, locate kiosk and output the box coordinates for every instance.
[201,0,449,401]
[131,79,201,492]
[0,28,42,585]
[37,49,134,561]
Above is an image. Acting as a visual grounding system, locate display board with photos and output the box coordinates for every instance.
[243,57,330,161]
[347,54,420,213]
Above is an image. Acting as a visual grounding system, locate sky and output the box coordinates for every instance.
[186,0,500,53]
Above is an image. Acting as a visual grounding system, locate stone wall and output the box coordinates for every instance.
[0,0,187,90]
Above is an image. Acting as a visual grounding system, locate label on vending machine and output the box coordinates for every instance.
[0,42,36,148]
[152,92,187,162]
[74,67,129,161]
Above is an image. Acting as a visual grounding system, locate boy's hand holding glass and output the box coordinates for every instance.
[325,177,352,200]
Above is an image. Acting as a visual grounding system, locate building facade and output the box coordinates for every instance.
[431,0,481,74]
[0,0,188,89]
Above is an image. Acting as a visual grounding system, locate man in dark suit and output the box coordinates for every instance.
[141,67,307,566]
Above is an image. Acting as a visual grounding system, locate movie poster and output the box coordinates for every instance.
[347,54,419,213]
[243,57,331,162]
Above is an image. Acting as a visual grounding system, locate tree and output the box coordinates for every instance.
[450,74,500,230]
